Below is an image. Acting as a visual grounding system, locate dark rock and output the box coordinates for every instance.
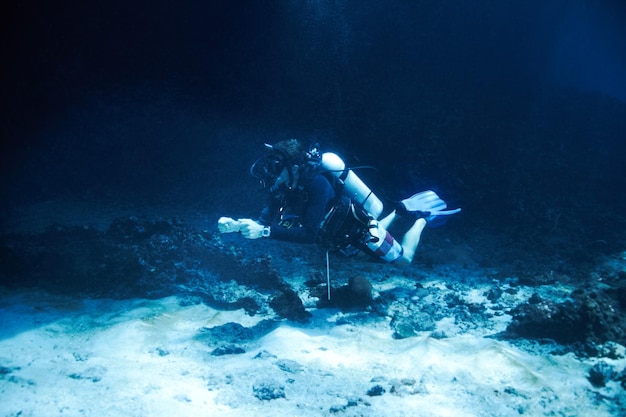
[275,359,303,373]
[0,365,19,376]
[390,311,436,339]
[270,288,311,322]
[430,330,448,339]
[505,288,626,349]
[253,379,285,400]
[587,362,615,387]
[467,302,486,313]
[211,344,245,356]
[329,404,346,413]
[389,378,419,396]
[366,384,385,396]
[444,292,463,308]
[391,317,417,339]
[198,322,254,345]
[414,286,430,299]
[195,320,279,345]
[318,275,373,311]
[506,301,577,343]
[348,275,373,302]
[67,366,106,383]
[329,397,362,413]
[237,296,261,316]
[485,287,503,302]
[188,288,262,316]
[156,347,170,357]
[253,350,277,360]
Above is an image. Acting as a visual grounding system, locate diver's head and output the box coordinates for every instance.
[250,139,307,193]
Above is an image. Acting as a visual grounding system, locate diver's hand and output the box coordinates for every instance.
[217,217,241,233]
[238,219,267,239]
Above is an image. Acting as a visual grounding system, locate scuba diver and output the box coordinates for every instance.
[217,139,460,266]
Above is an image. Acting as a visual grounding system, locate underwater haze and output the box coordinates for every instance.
[1,1,626,416]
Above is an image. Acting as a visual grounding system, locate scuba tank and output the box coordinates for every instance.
[320,152,384,219]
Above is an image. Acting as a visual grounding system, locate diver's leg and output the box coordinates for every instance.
[378,210,397,230]
[364,215,427,265]
[397,218,427,265]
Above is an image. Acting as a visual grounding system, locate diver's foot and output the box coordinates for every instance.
[395,201,429,221]
[397,190,460,226]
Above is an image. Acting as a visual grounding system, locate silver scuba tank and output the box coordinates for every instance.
[320,152,384,219]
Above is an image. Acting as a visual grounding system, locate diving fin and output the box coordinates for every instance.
[398,190,461,222]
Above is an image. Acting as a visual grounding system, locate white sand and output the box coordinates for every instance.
[1,285,624,417]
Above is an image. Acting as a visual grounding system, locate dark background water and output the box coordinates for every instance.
[2,0,626,271]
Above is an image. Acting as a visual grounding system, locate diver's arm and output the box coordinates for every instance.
[219,217,270,238]
[219,175,334,243]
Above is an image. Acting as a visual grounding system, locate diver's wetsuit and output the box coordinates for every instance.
[258,173,336,244]
[258,171,405,262]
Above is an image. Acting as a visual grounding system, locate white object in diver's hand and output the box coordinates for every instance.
[217,217,241,233]
[237,218,268,239]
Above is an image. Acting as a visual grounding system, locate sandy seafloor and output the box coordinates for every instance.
[1,258,625,417]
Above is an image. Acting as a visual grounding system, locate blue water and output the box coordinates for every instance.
[1,1,626,415]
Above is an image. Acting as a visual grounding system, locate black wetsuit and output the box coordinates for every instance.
[258,173,336,243]
[258,171,404,262]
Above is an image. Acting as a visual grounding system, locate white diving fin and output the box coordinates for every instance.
[400,190,461,217]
